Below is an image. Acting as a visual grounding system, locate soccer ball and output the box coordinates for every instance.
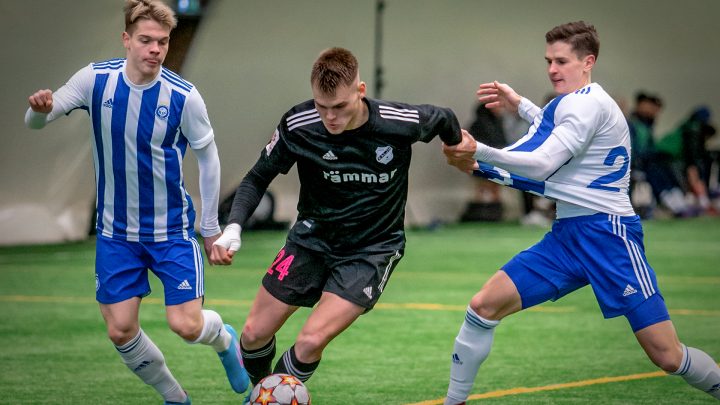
[248,373,311,405]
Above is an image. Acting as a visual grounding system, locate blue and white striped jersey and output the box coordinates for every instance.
[474,83,635,218]
[43,59,215,241]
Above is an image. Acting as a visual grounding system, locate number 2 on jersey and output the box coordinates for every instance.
[268,248,295,281]
[588,146,629,192]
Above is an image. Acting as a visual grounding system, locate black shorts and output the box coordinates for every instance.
[262,239,404,311]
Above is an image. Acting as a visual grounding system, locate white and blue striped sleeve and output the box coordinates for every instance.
[473,134,573,180]
[517,97,542,123]
[181,87,214,150]
[550,94,603,155]
[25,64,93,128]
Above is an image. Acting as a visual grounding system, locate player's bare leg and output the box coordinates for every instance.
[469,270,523,320]
[100,298,188,403]
[294,291,365,362]
[636,320,720,399]
[273,291,365,382]
[240,286,299,384]
[166,298,204,341]
[446,271,522,405]
[167,298,249,394]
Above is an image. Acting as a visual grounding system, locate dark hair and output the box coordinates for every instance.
[310,47,359,95]
[636,92,663,108]
[545,21,599,60]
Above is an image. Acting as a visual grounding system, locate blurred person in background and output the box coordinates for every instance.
[656,106,718,215]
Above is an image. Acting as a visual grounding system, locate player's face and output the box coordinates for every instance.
[312,80,367,135]
[545,41,595,95]
[122,19,171,85]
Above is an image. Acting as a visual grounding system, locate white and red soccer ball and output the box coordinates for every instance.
[248,373,311,405]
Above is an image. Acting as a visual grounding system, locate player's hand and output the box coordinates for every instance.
[28,89,54,114]
[210,223,241,265]
[202,231,221,262]
[477,81,521,113]
[443,129,479,173]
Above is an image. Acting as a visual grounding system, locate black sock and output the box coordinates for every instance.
[240,335,276,385]
[273,345,320,383]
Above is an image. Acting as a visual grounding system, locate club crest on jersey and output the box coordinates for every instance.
[155,105,169,120]
[376,146,393,164]
[265,129,280,156]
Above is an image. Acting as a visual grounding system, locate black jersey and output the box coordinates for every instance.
[228,97,460,252]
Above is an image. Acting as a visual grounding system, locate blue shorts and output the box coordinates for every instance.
[95,235,204,305]
[503,214,669,328]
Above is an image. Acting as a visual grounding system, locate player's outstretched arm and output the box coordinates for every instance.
[477,81,522,113]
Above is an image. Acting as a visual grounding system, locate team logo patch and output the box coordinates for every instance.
[376,146,393,164]
[265,129,279,156]
[95,274,100,292]
[156,105,169,120]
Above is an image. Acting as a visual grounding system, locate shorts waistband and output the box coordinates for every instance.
[556,213,639,224]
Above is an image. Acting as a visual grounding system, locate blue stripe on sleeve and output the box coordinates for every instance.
[510,95,566,152]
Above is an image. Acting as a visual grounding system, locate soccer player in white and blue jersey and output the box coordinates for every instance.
[24,1,248,403]
[443,21,720,404]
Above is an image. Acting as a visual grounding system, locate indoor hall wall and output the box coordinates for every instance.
[3,0,718,244]
[1,0,123,244]
[187,0,720,226]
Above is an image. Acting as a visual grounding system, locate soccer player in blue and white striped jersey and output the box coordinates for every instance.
[25,1,247,403]
[443,21,720,403]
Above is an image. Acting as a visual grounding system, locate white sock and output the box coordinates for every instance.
[672,344,720,399]
[187,309,232,352]
[116,329,186,403]
[445,307,500,404]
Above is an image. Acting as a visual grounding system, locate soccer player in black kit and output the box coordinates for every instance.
[212,47,461,388]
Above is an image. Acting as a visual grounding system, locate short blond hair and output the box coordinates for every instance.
[310,47,359,96]
[124,0,177,33]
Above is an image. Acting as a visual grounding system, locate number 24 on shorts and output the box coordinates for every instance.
[268,248,295,281]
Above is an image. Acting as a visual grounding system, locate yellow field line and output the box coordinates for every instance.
[1,294,717,404]
[405,370,668,405]
[1,295,718,317]
[0,295,569,313]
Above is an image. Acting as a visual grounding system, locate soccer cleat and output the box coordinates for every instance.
[240,383,254,404]
[164,391,191,405]
[218,324,250,393]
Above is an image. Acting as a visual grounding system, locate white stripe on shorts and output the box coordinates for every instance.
[609,215,653,299]
[190,237,204,298]
[379,250,402,293]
